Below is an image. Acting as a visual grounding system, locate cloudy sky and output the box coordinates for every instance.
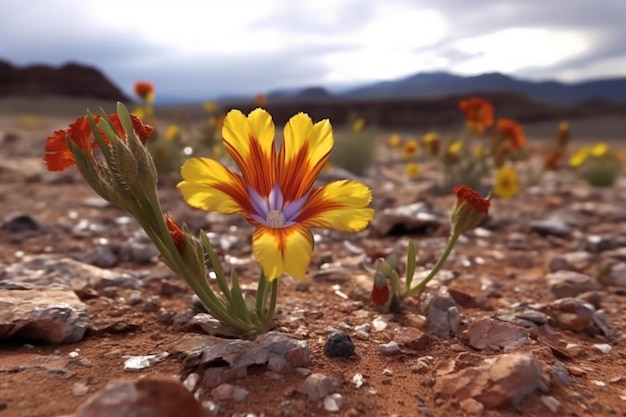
[2,0,625,101]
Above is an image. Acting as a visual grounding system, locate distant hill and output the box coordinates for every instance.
[0,60,129,101]
[266,72,626,105]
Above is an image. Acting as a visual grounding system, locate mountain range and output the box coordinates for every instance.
[266,71,626,105]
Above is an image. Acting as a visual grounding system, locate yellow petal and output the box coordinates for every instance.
[177,157,250,215]
[252,224,313,281]
[299,180,374,231]
[222,108,276,195]
[279,113,333,200]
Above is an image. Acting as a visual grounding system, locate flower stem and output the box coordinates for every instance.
[404,231,461,297]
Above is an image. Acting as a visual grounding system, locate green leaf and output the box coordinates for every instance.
[404,240,416,290]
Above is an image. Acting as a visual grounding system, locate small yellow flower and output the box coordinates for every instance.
[448,140,463,155]
[352,118,365,133]
[494,165,520,199]
[569,146,590,168]
[405,162,420,178]
[389,133,401,148]
[203,101,218,113]
[591,143,608,157]
[165,124,180,141]
[472,144,485,157]
[403,139,419,158]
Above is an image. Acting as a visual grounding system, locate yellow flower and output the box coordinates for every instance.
[423,132,439,155]
[591,143,608,157]
[405,162,420,178]
[389,133,400,148]
[178,109,375,281]
[569,146,590,168]
[494,165,520,199]
[203,101,218,113]
[165,124,180,141]
[403,139,419,158]
[448,140,463,155]
[352,118,365,133]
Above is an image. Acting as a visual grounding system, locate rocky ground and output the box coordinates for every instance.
[1,118,626,417]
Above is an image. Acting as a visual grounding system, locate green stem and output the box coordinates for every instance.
[404,231,461,297]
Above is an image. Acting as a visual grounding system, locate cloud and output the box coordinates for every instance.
[1,0,626,100]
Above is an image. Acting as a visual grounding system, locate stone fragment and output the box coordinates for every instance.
[169,332,309,388]
[379,341,401,356]
[323,393,344,412]
[464,318,529,351]
[0,288,88,344]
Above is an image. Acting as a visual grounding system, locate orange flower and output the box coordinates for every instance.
[459,97,494,135]
[255,94,267,106]
[452,185,490,214]
[134,81,155,101]
[544,150,562,171]
[557,121,569,148]
[44,114,154,172]
[495,118,526,151]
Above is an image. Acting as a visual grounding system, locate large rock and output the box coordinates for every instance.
[0,288,88,344]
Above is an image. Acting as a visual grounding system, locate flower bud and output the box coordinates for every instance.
[450,185,490,235]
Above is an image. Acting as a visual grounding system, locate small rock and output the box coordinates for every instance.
[323,393,344,412]
[542,298,595,331]
[529,218,571,238]
[211,383,248,401]
[394,327,432,351]
[592,343,612,354]
[299,373,335,401]
[123,353,168,370]
[324,331,355,358]
[72,382,90,397]
[1,213,39,233]
[425,289,460,338]
[74,376,206,417]
[547,270,599,298]
[352,373,365,388]
[540,395,562,413]
[380,341,401,356]
[459,398,484,416]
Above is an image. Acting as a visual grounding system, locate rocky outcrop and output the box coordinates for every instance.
[0,60,129,101]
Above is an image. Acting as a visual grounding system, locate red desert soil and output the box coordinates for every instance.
[1,112,625,417]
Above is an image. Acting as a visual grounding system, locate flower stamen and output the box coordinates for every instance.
[266,210,285,228]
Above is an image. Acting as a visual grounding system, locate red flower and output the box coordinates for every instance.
[452,185,490,214]
[44,114,154,172]
[370,278,390,306]
[134,81,155,101]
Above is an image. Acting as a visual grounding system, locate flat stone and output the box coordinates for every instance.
[299,373,335,401]
[0,288,88,344]
[464,318,529,351]
[425,289,460,338]
[542,298,595,332]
